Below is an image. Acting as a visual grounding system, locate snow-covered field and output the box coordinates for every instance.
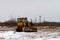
[0,27,60,40]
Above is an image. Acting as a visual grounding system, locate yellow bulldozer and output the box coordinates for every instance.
[16,17,37,32]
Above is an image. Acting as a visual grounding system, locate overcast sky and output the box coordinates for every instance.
[0,0,59,22]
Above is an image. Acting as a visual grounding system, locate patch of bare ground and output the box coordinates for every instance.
[0,26,17,31]
[37,26,60,32]
[0,37,5,40]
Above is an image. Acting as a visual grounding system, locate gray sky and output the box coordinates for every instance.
[0,0,59,22]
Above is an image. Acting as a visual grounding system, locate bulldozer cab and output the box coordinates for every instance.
[17,17,28,27]
[16,17,30,32]
[17,17,27,22]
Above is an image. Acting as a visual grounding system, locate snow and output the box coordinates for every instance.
[0,28,60,40]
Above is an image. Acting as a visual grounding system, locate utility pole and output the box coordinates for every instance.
[43,17,45,22]
[34,17,37,23]
[30,19,32,22]
[39,16,41,23]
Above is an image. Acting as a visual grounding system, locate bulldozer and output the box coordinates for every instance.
[16,17,37,32]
